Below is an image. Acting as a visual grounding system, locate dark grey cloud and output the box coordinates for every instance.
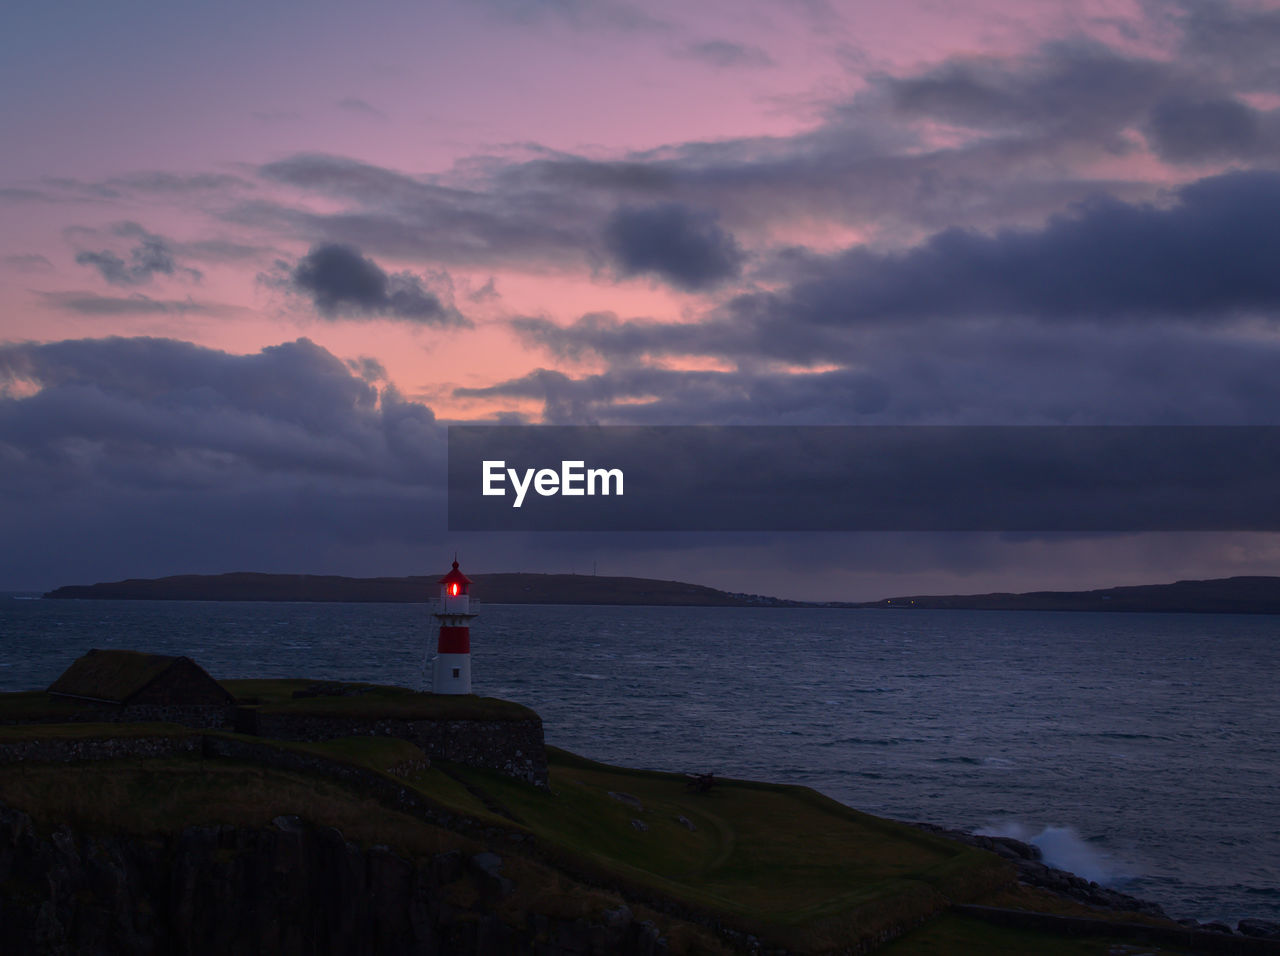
[225,30,1280,281]
[75,243,172,285]
[603,203,744,290]
[228,42,1198,275]
[67,220,262,281]
[474,322,1280,427]
[346,356,389,383]
[1146,95,1273,163]
[29,172,252,201]
[680,40,774,69]
[108,221,271,265]
[74,249,136,284]
[238,153,598,269]
[3,338,1277,597]
[468,276,499,302]
[885,41,1172,136]
[884,33,1280,168]
[74,226,200,285]
[511,169,1280,384]
[510,312,723,362]
[1175,0,1280,92]
[733,169,1280,329]
[104,171,254,194]
[0,336,449,590]
[0,337,443,489]
[47,24,1279,301]
[41,292,236,317]
[287,243,470,325]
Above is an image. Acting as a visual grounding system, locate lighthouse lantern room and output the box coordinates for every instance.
[432,559,476,694]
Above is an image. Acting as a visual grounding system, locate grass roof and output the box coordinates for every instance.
[48,649,183,703]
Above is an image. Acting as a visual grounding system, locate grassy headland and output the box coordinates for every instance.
[0,680,1205,954]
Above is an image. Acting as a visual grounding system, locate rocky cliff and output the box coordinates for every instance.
[0,803,667,956]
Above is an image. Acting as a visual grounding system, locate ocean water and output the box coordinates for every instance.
[2,597,1278,925]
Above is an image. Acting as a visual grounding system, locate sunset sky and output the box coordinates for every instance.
[5,0,1280,598]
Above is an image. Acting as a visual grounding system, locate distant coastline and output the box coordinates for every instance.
[37,571,1280,614]
[862,574,1280,615]
[40,572,804,607]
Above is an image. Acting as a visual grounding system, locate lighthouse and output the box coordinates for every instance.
[432,559,476,694]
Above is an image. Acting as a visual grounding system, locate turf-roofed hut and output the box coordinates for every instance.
[47,649,234,729]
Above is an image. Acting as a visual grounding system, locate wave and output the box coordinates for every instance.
[976,821,1132,885]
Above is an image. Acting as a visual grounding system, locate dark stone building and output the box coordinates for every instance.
[47,649,235,728]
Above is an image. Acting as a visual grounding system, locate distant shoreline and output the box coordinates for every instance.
[40,572,805,608]
[35,571,1280,614]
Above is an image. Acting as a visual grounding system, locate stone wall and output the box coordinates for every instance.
[122,704,234,729]
[4,700,547,785]
[0,733,201,765]
[199,736,474,835]
[247,712,548,787]
[7,704,233,730]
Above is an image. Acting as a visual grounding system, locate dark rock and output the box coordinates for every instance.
[674,815,696,831]
[470,850,514,896]
[988,836,1041,861]
[608,791,644,810]
[1238,918,1280,938]
[630,819,648,832]
[1201,921,1236,934]
[603,904,633,929]
[0,803,679,954]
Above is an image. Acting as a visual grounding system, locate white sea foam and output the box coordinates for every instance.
[976,821,1126,884]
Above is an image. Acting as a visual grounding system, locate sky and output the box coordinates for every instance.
[4,0,1280,599]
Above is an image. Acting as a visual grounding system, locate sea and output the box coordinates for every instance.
[1,596,1277,926]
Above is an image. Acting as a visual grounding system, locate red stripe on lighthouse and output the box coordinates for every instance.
[437,626,470,654]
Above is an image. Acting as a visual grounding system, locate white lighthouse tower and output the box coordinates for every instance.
[432,558,475,694]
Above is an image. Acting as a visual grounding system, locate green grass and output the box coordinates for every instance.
[2,703,1171,954]
[0,750,739,956]
[221,679,537,721]
[0,722,1014,952]
[0,681,536,723]
[441,746,1013,951]
[0,721,194,740]
[0,755,476,861]
[234,733,502,821]
[0,691,96,721]
[274,733,428,771]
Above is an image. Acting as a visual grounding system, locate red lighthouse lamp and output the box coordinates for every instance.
[432,559,476,694]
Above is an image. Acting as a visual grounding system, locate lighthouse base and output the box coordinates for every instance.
[432,653,472,694]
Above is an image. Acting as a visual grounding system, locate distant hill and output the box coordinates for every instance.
[857,575,1280,615]
[41,572,1280,613]
[42,571,801,607]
